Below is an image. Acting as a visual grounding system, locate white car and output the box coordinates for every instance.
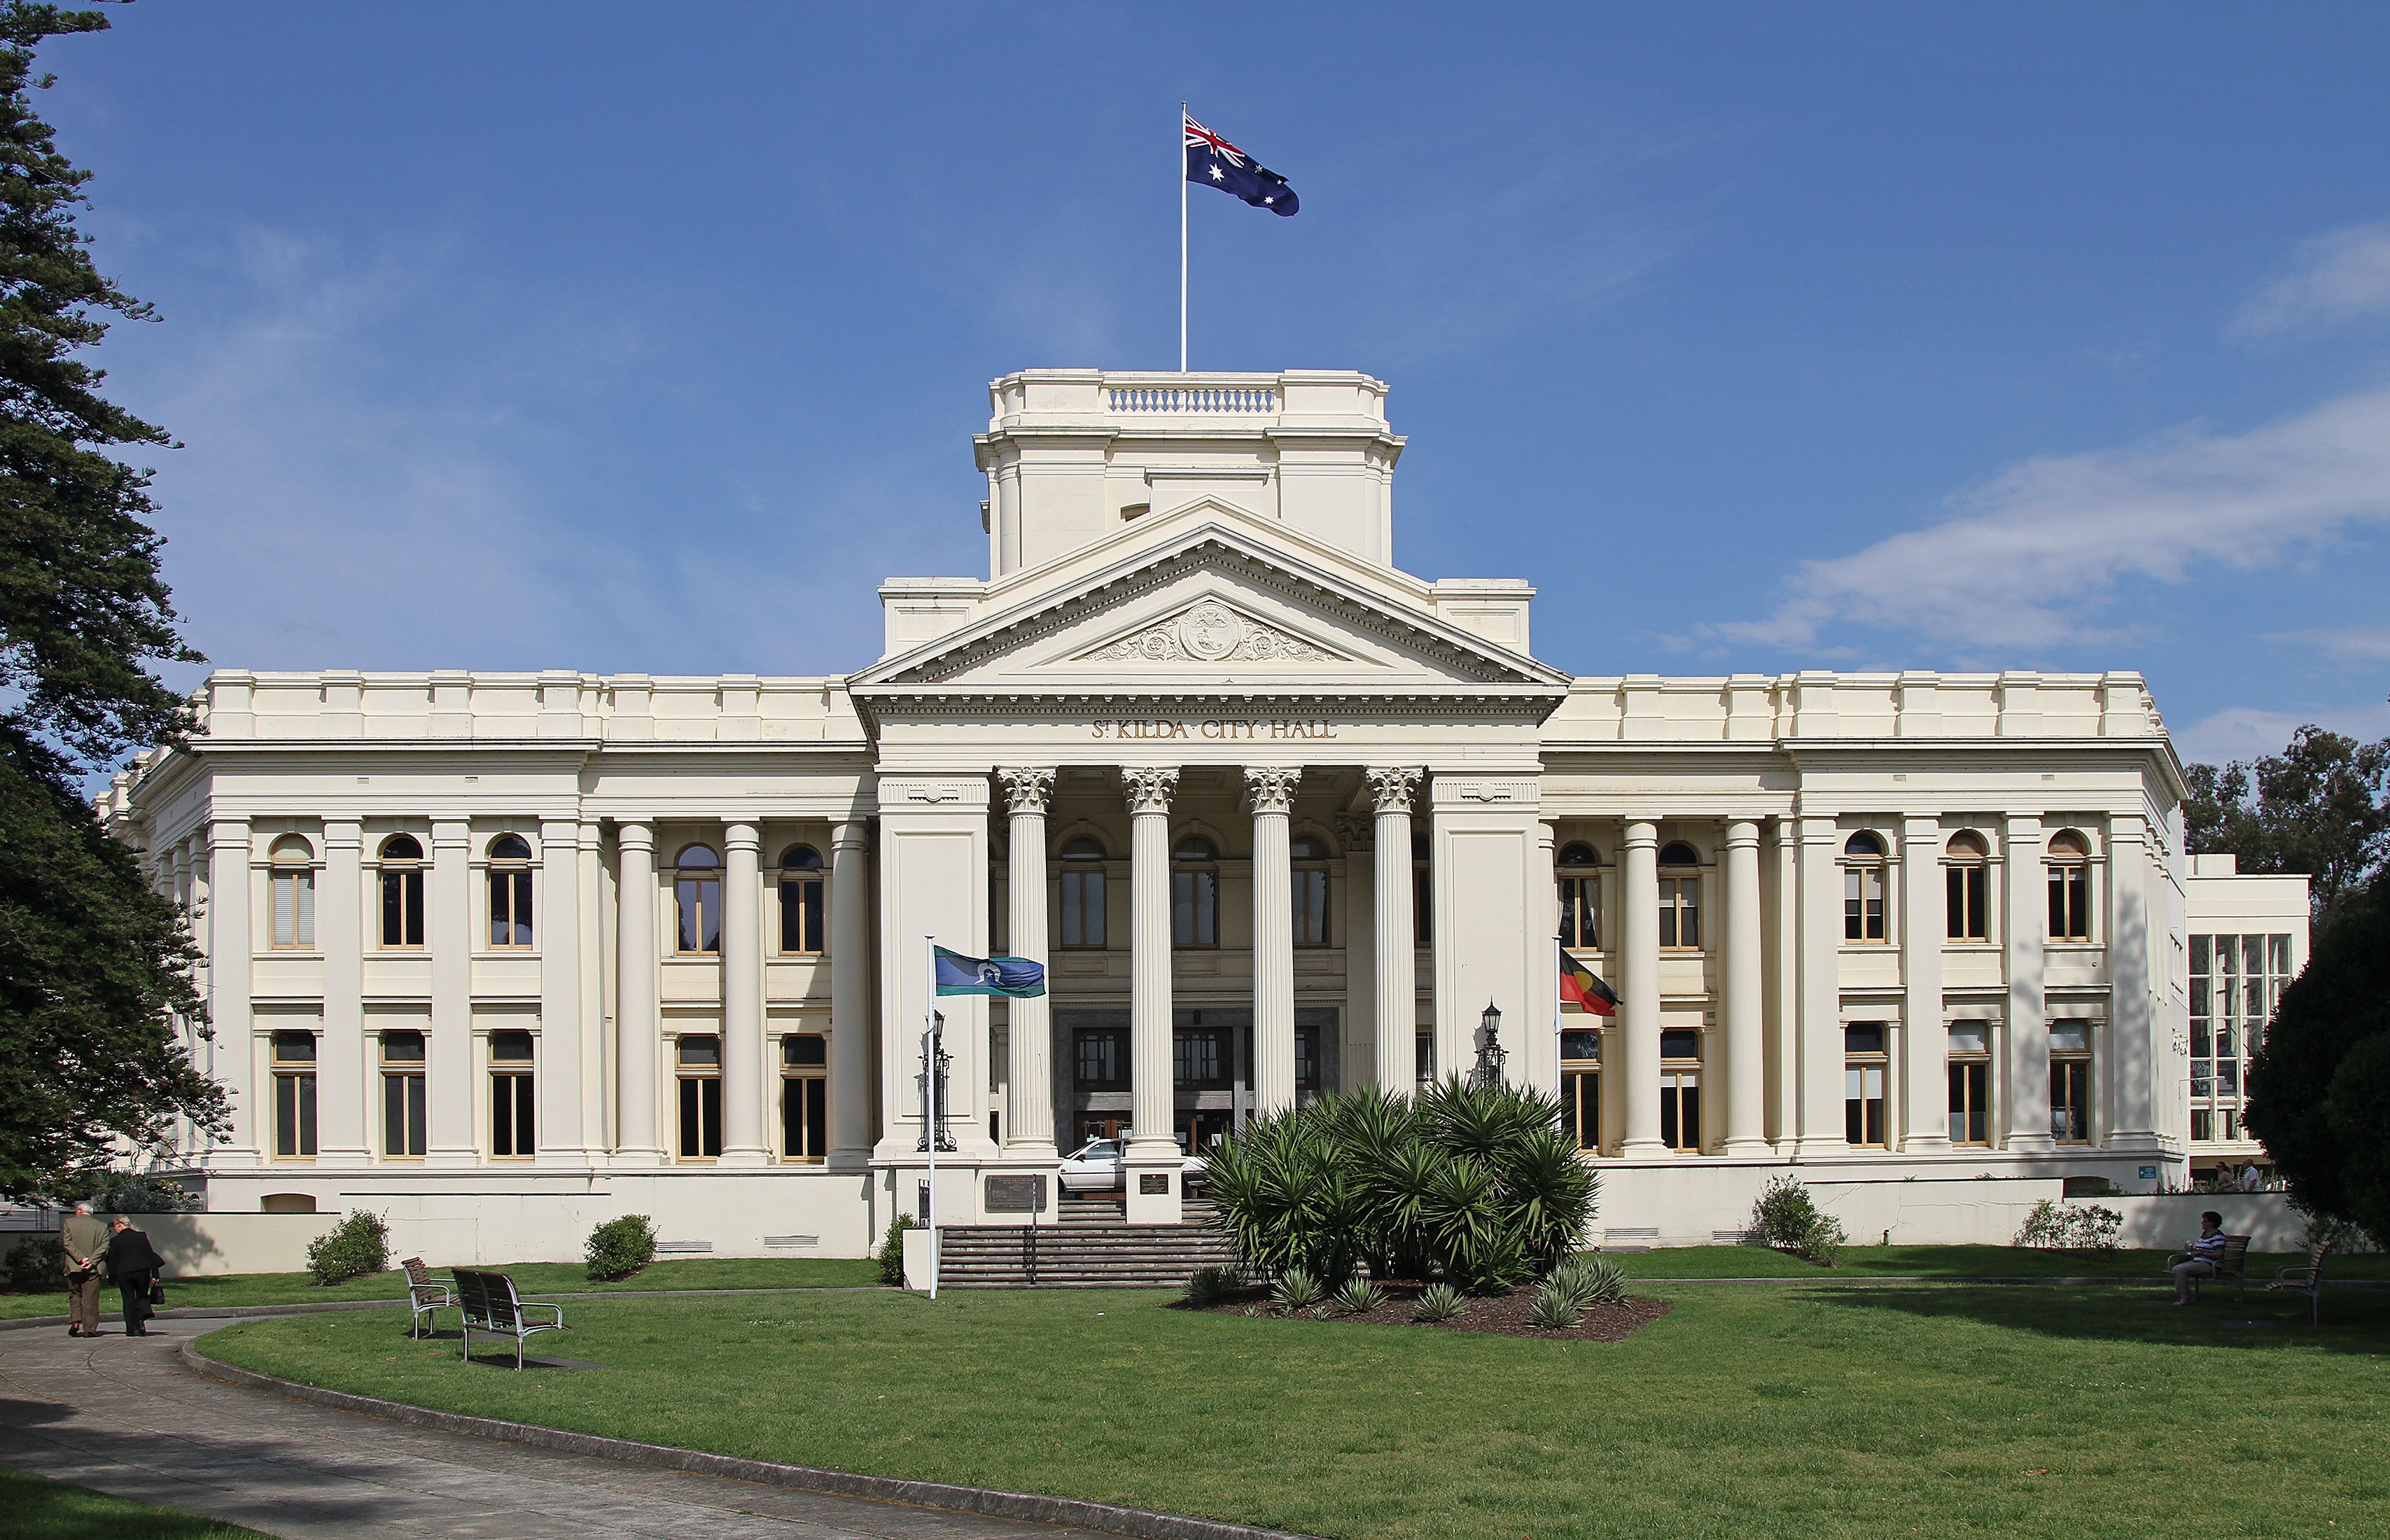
[1057,1136,1208,1194]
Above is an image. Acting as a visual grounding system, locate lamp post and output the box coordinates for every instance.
[1471,1001,1507,1090]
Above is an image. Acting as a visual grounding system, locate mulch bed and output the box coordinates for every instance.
[1176,1281,1672,1342]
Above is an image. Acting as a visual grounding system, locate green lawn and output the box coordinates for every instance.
[198,1278,2390,1540]
[0,1465,268,1539]
[0,1255,878,1320]
[1599,1242,2390,1279]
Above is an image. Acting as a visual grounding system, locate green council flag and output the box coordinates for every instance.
[932,946,1047,998]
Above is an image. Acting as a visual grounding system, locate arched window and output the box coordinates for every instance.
[778,844,824,955]
[2046,829,2091,941]
[676,844,722,954]
[1945,830,1989,941]
[1558,842,1601,949]
[377,834,425,949]
[1058,836,1107,949]
[1173,835,1218,947]
[1291,834,1330,947]
[1843,831,1887,944]
[487,834,533,948]
[1658,841,1700,949]
[269,835,316,950]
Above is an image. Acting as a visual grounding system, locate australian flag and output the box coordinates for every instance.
[1186,113,1298,216]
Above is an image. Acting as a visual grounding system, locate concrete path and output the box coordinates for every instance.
[0,1322,1089,1539]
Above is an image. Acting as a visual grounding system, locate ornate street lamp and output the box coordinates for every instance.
[1471,1001,1507,1090]
[916,1010,956,1153]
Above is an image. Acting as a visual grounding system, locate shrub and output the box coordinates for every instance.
[1331,1275,1387,1315]
[2014,1199,2122,1253]
[585,1214,657,1281]
[1549,1256,1628,1308]
[1184,1265,1244,1306]
[1206,1079,1600,1294]
[1752,1176,1845,1266]
[4,1236,65,1292]
[1271,1264,1324,1312]
[876,1214,916,1287]
[305,1210,389,1286]
[1527,1278,1584,1329]
[1413,1281,1465,1324]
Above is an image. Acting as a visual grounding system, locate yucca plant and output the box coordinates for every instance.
[1331,1275,1387,1315]
[1271,1264,1324,1312]
[1526,1278,1584,1329]
[1542,1261,1598,1312]
[1183,1266,1244,1306]
[1577,1258,1628,1306]
[1413,1281,1466,1323]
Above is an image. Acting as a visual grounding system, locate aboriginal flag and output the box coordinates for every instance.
[1559,947,1617,1016]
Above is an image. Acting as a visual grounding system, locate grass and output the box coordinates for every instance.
[0,1465,269,1539]
[0,1255,878,1320]
[1598,1242,2390,1279]
[198,1276,2390,1540]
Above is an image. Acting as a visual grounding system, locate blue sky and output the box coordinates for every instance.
[45,2,2390,766]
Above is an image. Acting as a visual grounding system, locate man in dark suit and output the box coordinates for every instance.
[104,1217,165,1336]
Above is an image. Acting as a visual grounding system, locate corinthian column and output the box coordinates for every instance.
[614,823,662,1163]
[1000,771,1058,1156]
[1721,820,1768,1153]
[1124,766,1182,1222]
[720,820,767,1164]
[1367,767,1421,1094]
[828,818,874,1168]
[1246,766,1301,1113]
[1618,821,1665,1155]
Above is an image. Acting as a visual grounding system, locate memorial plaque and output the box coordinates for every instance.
[985,1174,1048,1214]
[1140,1172,1171,1196]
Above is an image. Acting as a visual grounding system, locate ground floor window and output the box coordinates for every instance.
[1294,1023,1323,1101]
[272,1030,317,1159]
[782,1033,827,1161]
[2050,1019,2092,1143]
[1947,1021,1991,1145]
[1659,1028,1701,1152]
[1415,1030,1434,1088]
[1075,1027,1127,1091]
[678,1033,723,1159]
[1845,1023,1889,1148]
[1560,1028,1600,1151]
[381,1029,426,1158]
[490,1030,536,1158]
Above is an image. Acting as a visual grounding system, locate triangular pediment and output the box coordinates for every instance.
[1068,596,1356,667]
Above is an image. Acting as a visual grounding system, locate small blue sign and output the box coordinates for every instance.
[2138,1166,2158,1181]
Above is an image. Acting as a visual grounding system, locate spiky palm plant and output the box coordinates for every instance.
[1413,1281,1466,1324]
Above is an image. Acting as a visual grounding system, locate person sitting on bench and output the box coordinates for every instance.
[2171,1211,2227,1305]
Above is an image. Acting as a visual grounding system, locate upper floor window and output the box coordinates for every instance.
[1658,841,1701,949]
[1944,830,1989,941]
[1173,835,1218,948]
[1291,834,1330,947]
[268,835,316,949]
[2046,829,2092,941]
[778,844,825,955]
[378,833,426,949]
[1058,836,1107,948]
[676,844,722,954]
[1843,831,1887,944]
[1557,841,1602,949]
[487,834,534,948]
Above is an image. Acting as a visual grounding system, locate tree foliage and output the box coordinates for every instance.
[0,3,223,1196]
[2183,726,2390,923]
[2245,870,2390,1246]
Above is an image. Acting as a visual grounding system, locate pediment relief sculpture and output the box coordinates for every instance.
[1075,598,1348,666]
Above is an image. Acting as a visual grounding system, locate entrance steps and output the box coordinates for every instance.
[936,1197,1237,1287]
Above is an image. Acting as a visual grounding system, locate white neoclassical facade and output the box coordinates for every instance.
[106,368,2221,1257]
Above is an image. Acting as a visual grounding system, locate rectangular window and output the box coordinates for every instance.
[1292,868,1329,946]
[381,868,425,948]
[1059,869,1107,948]
[1845,866,1887,941]
[1414,858,1433,947]
[677,1034,722,1159]
[1416,1029,1434,1088]
[778,875,825,954]
[677,875,722,953]
[1074,1027,1128,1091]
[1173,869,1218,946]
[1659,1029,1701,1152]
[2050,1018,2092,1143]
[270,868,317,948]
[1174,1026,1229,1089]
[1560,1028,1600,1152]
[781,1034,827,1161]
[272,1030,317,1158]
[2048,864,2090,941]
[1845,1023,1889,1147]
[489,1030,536,1158]
[489,868,534,948]
[1294,1023,1322,1096]
[1658,877,1700,949]
[1945,863,1987,941]
[380,1030,426,1158]
[1946,1021,1990,1145]
[1558,876,1600,949]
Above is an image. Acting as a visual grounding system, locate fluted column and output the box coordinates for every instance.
[614,823,662,1163]
[2108,816,2158,1150]
[1000,771,1058,1156]
[318,820,368,1161]
[207,819,257,1164]
[1124,767,1182,1219]
[1618,821,1665,1155]
[1796,816,1847,1154]
[2002,815,2053,1151]
[1246,766,1301,1112]
[1721,820,1768,1153]
[828,818,874,1168]
[720,820,767,1163]
[538,818,587,1161]
[426,820,475,1166]
[1900,816,1950,1152]
[1367,768,1421,1093]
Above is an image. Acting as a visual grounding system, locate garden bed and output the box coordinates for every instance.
[1179,1280,1673,1341]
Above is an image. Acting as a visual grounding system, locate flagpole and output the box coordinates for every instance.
[1178,100,1188,373]
[1553,937,1567,1114]
[923,934,938,1301]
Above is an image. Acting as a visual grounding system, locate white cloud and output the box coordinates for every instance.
[1716,384,2390,652]
[2172,699,2390,766]
[2233,223,2390,337]
[2263,622,2390,665]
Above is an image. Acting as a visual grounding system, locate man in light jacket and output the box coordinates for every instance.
[60,1203,108,1338]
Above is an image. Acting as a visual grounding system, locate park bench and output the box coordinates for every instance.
[2164,1233,2250,1305]
[450,1267,566,1369]
[2267,1240,2335,1326]
[400,1256,453,1339]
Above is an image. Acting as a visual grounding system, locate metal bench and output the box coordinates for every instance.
[451,1267,566,1369]
[2267,1240,2335,1326]
[400,1256,453,1339]
[2164,1233,2250,1305]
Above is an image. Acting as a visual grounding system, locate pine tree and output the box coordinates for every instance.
[0,2,224,1195]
